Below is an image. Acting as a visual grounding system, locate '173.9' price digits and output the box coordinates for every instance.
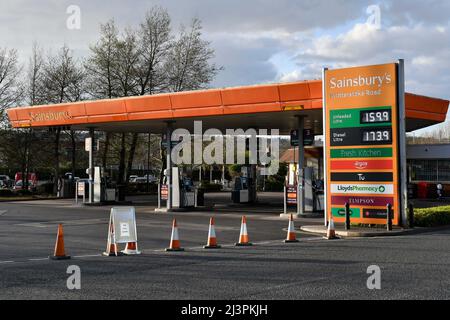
[362,129,391,143]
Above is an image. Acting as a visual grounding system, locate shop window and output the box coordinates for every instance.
[438,160,450,182]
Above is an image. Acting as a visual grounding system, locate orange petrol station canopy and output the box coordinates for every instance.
[7,80,449,134]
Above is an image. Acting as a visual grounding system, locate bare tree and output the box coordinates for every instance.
[136,6,172,95]
[40,45,85,194]
[126,7,172,185]
[20,43,45,189]
[85,20,120,99]
[114,28,140,97]
[84,13,222,190]
[0,48,23,126]
[165,18,221,93]
[85,20,121,169]
[27,43,44,106]
[159,18,221,181]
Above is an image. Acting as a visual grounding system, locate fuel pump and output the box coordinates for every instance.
[92,167,116,203]
[231,166,256,204]
[171,167,196,208]
[284,163,320,213]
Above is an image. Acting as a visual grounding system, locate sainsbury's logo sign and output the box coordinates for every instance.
[29,111,72,122]
[329,73,392,89]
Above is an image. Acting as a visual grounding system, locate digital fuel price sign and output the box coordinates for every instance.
[324,63,406,226]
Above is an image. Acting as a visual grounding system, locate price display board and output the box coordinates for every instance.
[324,63,404,225]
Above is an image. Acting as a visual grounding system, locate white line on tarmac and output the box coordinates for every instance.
[0,237,329,265]
[73,254,102,258]
[0,210,7,216]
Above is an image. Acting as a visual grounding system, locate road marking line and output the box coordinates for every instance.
[0,210,7,216]
[73,254,102,258]
[16,218,106,228]
[0,237,329,265]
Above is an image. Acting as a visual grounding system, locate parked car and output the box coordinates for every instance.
[143,174,158,182]
[129,175,138,182]
[0,175,12,188]
[14,180,37,191]
[132,177,154,184]
[14,172,38,190]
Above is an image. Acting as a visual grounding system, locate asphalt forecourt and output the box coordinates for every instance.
[1,200,450,302]
[0,199,319,262]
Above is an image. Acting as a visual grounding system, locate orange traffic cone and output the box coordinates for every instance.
[326,218,339,240]
[103,223,123,256]
[204,217,221,249]
[49,224,70,260]
[284,214,299,243]
[122,241,141,255]
[235,216,252,246]
[166,219,184,252]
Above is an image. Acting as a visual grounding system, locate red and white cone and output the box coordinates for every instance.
[235,216,252,246]
[204,217,221,249]
[284,214,299,243]
[103,223,123,256]
[122,241,141,255]
[326,218,339,240]
[166,219,184,252]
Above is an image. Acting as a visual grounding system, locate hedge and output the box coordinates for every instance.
[0,189,14,197]
[414,205,450,227]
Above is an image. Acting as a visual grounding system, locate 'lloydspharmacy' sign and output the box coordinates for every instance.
[323,62,407,226]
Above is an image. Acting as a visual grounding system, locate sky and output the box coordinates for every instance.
[1,0,449,134]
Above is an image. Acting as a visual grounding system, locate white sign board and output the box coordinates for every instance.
[77,181,85,194]
[109,207,138,244]
[85,137,92,152]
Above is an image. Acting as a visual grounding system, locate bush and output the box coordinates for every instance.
[414,206,450,227]
[16,189,33,196]
[0,189,14,197]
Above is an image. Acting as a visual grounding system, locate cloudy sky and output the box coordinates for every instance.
[1,0,449,132]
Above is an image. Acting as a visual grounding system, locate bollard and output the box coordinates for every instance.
[386,204,393,231]
[345,202,351,230]
[408,203,414,229]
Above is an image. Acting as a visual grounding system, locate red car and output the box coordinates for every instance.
[14,173,38,190]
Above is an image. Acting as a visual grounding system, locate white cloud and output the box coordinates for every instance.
[278,70,303,83]
[0,0,449,109]
[412,56,437,67]
[290,22,450,101]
